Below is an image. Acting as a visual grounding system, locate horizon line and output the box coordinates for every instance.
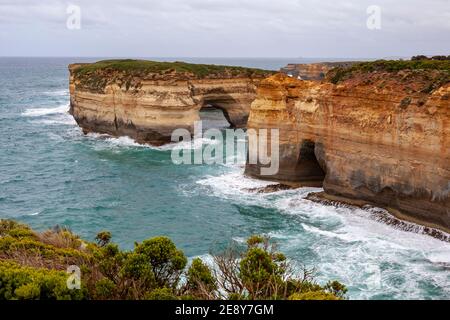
[0,55,404,60]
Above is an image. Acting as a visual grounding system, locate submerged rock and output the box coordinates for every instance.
[244,183,296,194]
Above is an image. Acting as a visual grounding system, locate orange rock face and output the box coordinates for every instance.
[69,63,271,145]
[246,72,450,232]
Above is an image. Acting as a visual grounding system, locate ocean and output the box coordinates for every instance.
[0,57,448,300]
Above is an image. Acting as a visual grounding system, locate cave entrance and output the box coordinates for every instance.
[296,139,325,187]
[199,103,233,130]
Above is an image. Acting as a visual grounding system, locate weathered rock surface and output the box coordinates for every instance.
[69,60,273,145]
[280,62,357,80]
[246,62,450,232]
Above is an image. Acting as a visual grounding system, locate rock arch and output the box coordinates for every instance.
[196,93,249,128]
[70,75,263,145]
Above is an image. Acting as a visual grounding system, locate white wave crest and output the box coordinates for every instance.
[196,172,276,199]
[85,132,221,152]
[158,137,220,151]
[30,113,76,126]
[85,133,147,149]
[301,223,355,242]
[22,104,69,117]
[43,89,69,97]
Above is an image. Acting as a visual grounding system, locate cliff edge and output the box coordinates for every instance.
[246,60,450,232]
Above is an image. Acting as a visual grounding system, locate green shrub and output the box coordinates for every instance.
[212,235,347,300]
[0,220,35,239]
[0,261,86,300]
[186,258,217,295]
[289,291,341,300]
[121,252,155,285]
[324,280,348,299]
[95,231,112,247]
[145,287,178,300]
[240,247,281,290]
[246,235,265,247]
[94,278,116,300]
[93,243,125,280]
[0,235,90,263]
[133,237,187,288]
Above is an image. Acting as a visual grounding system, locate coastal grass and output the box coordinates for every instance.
[71,59,274,93]
[73,59,273,78]
[328,59,450,84]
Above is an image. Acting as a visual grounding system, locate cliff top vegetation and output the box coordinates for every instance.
[70,59,274,93]
[327,59,450,85]
[72,59,273,79]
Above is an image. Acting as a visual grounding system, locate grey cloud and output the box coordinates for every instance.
[0,0,449,57]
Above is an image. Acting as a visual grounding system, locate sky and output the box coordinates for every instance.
[0,0,449,58]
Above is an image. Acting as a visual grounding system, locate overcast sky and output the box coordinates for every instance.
[0,0,449,58]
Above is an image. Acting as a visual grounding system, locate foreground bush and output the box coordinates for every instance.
[0,261,86,300]
[0,219,347,300]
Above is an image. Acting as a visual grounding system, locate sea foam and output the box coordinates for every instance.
[195,169,450,298]
[85,132,220,152]
[43,89,69,97]
[22,104,69,117]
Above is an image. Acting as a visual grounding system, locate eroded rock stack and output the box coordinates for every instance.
[69,60,273,145]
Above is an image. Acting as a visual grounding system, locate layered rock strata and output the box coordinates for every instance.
[280,62,357,80]
[246,62,450,232]
[69,60,273,145]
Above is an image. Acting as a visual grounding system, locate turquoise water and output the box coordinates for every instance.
[0,57,449,300]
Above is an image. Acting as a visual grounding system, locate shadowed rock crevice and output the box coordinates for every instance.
[295,139,326,183]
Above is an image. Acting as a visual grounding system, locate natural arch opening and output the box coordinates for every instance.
[199,103,233,130]
[197,92,249,129]
[295,139,326,186]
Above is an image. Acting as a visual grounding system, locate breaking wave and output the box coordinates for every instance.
[194,170,450,299]
[84,132,220,152]
[22,104,69,117]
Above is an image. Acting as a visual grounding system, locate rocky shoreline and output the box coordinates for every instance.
[243,182,450,242]
[305,191,450,242]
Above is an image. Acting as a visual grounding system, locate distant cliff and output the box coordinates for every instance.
[69,60,273,145]
[280,62,357,80]
[246,60,450,232]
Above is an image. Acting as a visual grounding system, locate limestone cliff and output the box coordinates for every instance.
[280,62,357,80]
[69,60,273,145]
[246,60,450,232]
